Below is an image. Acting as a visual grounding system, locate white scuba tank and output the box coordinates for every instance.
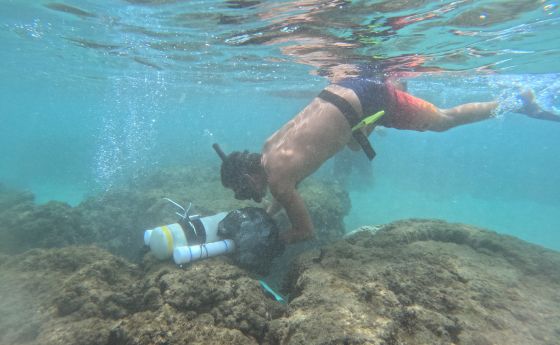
[143,212,228,260]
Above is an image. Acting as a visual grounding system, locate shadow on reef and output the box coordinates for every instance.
[1,219,560,345]
[0,164,350,262]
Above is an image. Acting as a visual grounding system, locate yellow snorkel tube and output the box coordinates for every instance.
[352,110,385,132]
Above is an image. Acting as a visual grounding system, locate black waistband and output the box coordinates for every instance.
[318,89,376,160]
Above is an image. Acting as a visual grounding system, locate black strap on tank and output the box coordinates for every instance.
[179,218,207,245]
[317,90,376,160]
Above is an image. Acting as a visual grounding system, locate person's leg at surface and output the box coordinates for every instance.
[385,87,559,133]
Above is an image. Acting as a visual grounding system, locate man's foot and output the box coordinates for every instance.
[518,90,540,115]
[518,90,560,122]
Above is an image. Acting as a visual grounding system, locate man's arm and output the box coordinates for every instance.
[271,186,314,244]
[266,198,283,216]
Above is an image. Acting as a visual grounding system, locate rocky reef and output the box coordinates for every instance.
[1,218,560,344]
[269,219,560,344]
[0,246,285,345]
[0,164,349,261]
[1,168,560,344]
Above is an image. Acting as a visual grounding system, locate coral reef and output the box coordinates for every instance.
[0,246,285,345]
[2,172,559,344]
[268,219,560,344]
[0,185,92,254]
[0,165,350,261]
[1,219,559,345]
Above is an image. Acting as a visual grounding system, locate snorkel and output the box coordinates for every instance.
[213,142,245,196]
[212,143,227,162]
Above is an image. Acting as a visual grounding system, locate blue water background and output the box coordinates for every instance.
[1,1,559,250]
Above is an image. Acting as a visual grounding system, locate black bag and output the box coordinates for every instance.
[217,207,284,275]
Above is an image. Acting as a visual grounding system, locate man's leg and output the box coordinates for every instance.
[389,87,499,132]
[433,101,500,131]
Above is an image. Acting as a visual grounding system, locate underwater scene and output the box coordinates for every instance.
[1,1,559,344]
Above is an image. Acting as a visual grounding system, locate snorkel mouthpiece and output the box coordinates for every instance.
[213,143,227,161]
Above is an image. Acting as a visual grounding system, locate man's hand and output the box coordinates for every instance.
[265,198,283,216]
[269,184,315,245]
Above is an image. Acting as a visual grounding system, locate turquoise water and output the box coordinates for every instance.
[1,1,559,249]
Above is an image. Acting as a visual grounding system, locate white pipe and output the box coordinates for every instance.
[173,239,235,265]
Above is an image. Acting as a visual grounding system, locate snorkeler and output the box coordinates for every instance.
[214,76,559,244]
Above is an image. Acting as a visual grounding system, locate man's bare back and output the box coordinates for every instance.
[217,78,559,244]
